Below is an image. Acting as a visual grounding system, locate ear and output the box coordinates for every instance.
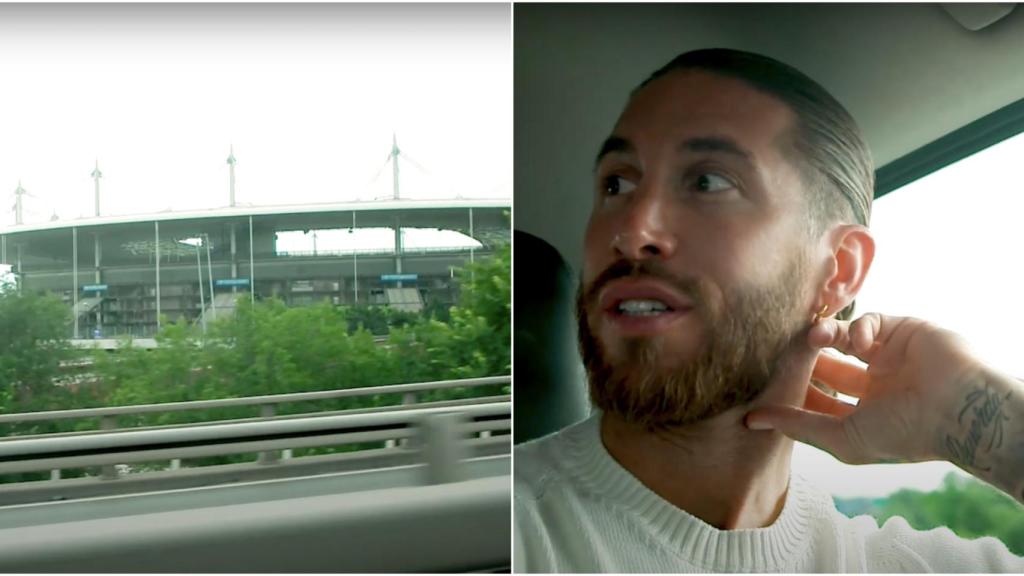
[819,224,875,315]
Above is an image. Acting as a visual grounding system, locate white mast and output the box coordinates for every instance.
[391,134,400,200]
[91,160,103,217]
[227,145,237,207]
[14,181,25,225]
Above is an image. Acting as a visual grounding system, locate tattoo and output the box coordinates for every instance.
[944,383,1011,472]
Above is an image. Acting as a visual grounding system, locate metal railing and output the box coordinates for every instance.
[0,401,510,476]
[0,375,509,426]
[0,375,510,480]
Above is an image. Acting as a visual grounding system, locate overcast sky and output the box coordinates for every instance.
[0,3,511,229]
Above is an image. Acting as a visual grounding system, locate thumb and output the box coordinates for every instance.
[745,406,857,463]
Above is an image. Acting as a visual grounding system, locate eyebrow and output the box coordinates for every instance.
[594,134,755,168]
[595,136,633,167]
[681,136,754,164]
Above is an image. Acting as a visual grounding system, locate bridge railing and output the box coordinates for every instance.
[0,375,510,480]
[0,401,510,478]
[0,374,509,426]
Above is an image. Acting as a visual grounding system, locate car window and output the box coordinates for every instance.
[793,128,1024,553]
[0,7,511,571]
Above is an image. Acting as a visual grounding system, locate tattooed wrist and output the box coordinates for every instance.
[941,370,1022,503]
[943,382,1010,471]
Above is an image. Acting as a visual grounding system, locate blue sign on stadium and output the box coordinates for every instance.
[380,274,418,282]
[215,278,251,287]
[82,284,108,292]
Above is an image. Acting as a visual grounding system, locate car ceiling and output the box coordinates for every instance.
[514,3,1024,274]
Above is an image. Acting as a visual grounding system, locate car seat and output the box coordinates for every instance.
[513,230,590,444]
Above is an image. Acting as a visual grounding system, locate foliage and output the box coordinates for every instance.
[0,249,510,479]
[0,289,82,434]
[446,243,511,377]
[835,472,1024,555]
[344,305,420,335]
[387,243,511,399]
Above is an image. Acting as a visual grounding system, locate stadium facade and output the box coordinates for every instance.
[0,199,510,340]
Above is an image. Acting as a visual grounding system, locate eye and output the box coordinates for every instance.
[603,175,637,196]
[693,173,735,194]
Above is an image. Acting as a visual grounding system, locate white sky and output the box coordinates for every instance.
[793,131,1024,498]
[0,4,511,229]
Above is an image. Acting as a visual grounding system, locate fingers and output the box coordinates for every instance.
[745,406,859,463]
[812,353,869,398]
[804,383,858,418]
[809,313,908,364]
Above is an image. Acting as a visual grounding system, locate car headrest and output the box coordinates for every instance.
[513,230,590,444]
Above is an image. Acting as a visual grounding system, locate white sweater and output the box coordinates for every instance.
[514,414,1024,573]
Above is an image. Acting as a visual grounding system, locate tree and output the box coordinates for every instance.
[0,288,77,419]
[345,305,419,335]
[836,472,1024,556]
[388,244,511,400]
[455,243,511,373]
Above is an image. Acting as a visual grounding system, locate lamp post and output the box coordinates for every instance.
[179,238,206,333]
[204,233,216,321]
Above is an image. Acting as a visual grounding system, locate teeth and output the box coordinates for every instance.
[618,299,669,315]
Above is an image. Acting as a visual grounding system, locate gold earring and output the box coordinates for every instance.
[812,304,829,324]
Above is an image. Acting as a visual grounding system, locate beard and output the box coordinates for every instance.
[577,253,810,430]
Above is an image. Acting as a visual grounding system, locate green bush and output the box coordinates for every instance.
[835,472,1024,555]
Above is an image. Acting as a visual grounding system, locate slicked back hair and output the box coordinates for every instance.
[637,48,874,320]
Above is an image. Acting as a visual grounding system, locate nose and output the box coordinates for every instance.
[611,193,677,261]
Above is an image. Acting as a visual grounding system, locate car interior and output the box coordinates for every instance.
[512,3,1024,441]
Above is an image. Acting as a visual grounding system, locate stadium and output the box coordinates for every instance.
[0,144,510,343]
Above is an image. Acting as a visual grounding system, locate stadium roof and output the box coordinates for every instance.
[0,197,511,235]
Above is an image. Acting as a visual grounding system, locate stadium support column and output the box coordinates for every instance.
[1,234,6,265]
[94,233,102,328]
[16,245,23,294]
[394,214,403,288]
[230,223,238,293]
[94,235,101,283]
[469,207,475,264]
[72,227,79,339]
[155,221,161,330]
[248,215,255,305]
[352,211,358,304]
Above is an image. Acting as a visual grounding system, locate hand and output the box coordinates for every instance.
[745,313,984,465]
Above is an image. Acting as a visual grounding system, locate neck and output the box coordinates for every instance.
[598,341,815,530]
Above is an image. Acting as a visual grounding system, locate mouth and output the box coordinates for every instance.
[597,279,696,336]
[615,298,675,316]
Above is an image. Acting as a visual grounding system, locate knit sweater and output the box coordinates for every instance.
[513,414,1024,573]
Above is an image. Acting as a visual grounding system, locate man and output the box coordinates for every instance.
[513,48,1024,572]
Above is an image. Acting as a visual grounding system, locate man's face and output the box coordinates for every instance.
[580,69,818,429]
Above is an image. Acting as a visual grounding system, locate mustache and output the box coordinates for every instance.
[580,259,706,312]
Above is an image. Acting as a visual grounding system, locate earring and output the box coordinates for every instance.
[812,304,829,324]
